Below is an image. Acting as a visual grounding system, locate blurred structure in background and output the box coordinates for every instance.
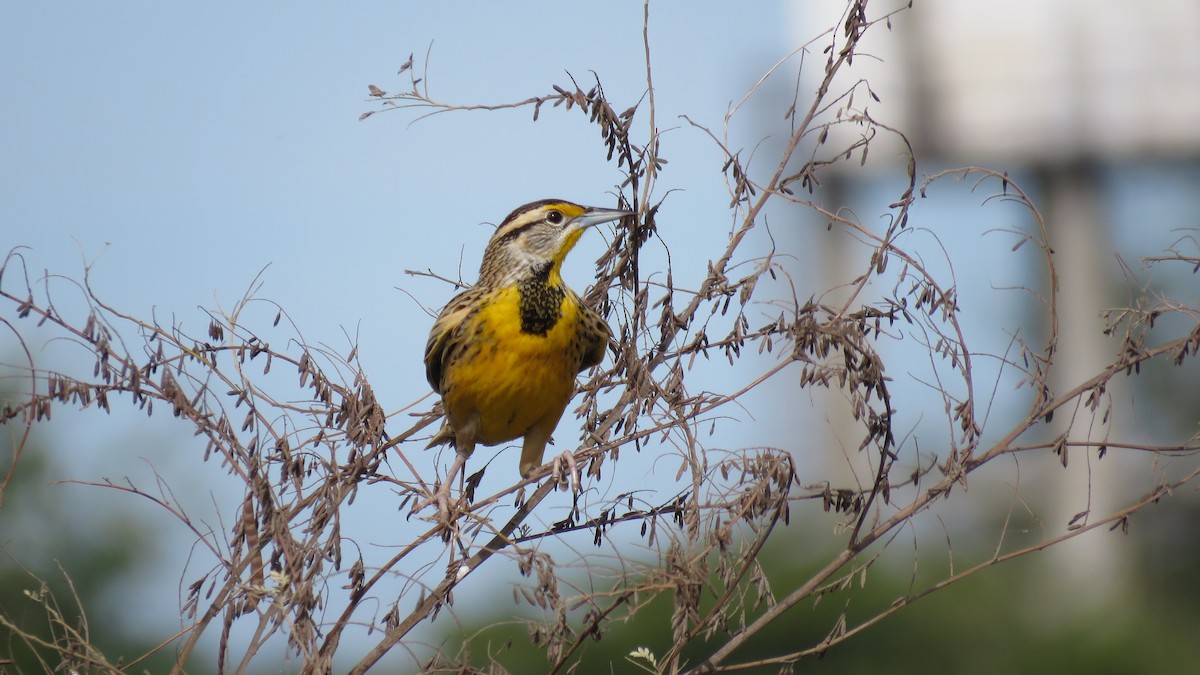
[793,0,1200,607]
[908,0,1200,163]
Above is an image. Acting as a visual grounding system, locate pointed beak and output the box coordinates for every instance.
[574,206,635,229]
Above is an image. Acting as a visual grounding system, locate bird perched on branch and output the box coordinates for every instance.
[423,199,633,519]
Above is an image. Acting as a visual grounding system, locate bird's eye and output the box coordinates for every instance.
[545,210,565,225]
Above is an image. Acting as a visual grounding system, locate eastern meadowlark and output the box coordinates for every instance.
[423,199,632,517]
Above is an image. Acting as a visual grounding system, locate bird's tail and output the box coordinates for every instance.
[425,423,456,450]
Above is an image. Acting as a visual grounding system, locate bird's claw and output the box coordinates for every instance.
[410,451,470,535]
[410,479,461,536]
[551,450,581,494]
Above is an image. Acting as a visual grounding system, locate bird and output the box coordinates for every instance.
[422,198,633,519]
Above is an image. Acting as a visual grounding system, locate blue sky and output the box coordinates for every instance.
[1,2,791,387]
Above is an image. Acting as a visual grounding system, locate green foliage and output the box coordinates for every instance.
[0,426,182,674]
[439,520,1200,674]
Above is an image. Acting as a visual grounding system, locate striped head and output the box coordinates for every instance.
[477,199,633,288]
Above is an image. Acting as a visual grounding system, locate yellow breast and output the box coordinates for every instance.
[441,285,585,446]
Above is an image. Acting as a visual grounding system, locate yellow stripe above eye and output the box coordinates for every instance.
[546,203,586,219]
[492,201,588,241]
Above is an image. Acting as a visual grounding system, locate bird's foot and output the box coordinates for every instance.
[550,450,582,494]
[410,452,470,535]
[410,476,464,538]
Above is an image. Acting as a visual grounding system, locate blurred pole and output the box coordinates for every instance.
[1040,164,1122,608]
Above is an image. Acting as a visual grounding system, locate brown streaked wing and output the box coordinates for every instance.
[424,287,485,393]
[578,303,611,372]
